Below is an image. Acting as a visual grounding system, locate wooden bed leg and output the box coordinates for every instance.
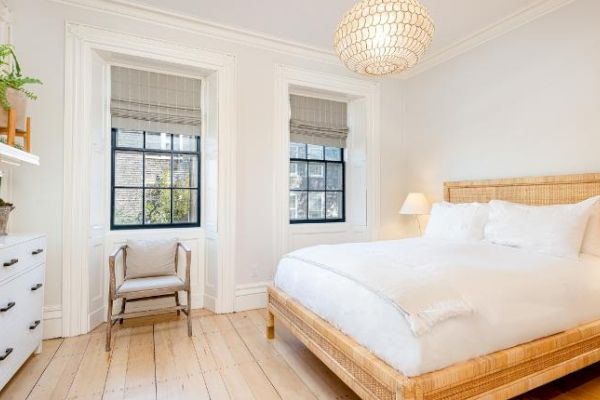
[266,309,275,339]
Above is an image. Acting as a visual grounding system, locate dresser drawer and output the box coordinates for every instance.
[0,236,46,284]
[0,245,26,283]
[21,237,47,273]
[0,273,21,335]
[0,264,44,390]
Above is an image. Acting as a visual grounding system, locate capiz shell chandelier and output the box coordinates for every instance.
[334,0,434,76]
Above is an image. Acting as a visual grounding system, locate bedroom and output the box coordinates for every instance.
[0,0,599,399]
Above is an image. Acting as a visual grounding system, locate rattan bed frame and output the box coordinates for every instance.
[267,173,600,400]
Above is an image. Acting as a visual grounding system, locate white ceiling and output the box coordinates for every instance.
[128,0,544,56]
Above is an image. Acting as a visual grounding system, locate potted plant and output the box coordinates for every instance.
[0,198,14,236]
[0,44,41,131]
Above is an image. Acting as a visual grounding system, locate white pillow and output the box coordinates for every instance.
[425,202,489,241]
[581,201,600,257]
[125,238,178,279]
[484,198,599,259]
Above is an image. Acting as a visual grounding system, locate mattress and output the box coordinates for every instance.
[273,238,600,377]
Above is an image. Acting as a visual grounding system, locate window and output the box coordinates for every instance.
[111,129,200,229]
[289,142,344,223]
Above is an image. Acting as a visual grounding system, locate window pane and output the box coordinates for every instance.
[173,189,198,223]
[145,153,171,187]
[114,189,142,225]
[289,161,307,190]
[308,162,325,190]
[144,189,171,224]
[116,130,143,148]
[307,144,324,160]
[290,191,307,221]
[308,192,325,220]
[326,192,343,220]
[114,151,142,187]
[325,147,342,161]
[173,154,198,188]
[173,135,197,152]
[145,132,171,150]
[289,142,306,159]
[326,163,343,190]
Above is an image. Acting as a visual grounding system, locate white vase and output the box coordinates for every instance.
[0,88,27,132]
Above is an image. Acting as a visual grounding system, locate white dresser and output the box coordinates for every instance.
[0,234,46,390]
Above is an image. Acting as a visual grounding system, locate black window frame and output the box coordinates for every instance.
[289,143,346,224]
[110,128,201,230]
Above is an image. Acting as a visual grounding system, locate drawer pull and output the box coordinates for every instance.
[0,301,15,312]
[32,249,44,255]
[29,320,41,330]
[31,283,43,291]
[0,348,13,361]
[3,258,18,267]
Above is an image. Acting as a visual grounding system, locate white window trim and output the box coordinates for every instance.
[272,65,381,262]
[63,23,237,337]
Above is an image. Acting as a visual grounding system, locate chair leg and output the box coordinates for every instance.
[187,289,192,337]
[175,292,181,316]
[106,297,113,351]
[119,298,126,324]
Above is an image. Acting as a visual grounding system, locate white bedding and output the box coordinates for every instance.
[274,238,600,377]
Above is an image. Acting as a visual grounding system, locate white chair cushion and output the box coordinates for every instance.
[117,275,184,295]
[125,238,177,279]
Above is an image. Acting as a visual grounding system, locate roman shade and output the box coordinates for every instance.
[290,94,349,148]
[111,66,202,136]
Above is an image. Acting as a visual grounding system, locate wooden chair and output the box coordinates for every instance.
[106,239,192,351]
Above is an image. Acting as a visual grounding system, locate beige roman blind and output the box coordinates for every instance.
[111,66,202,136]
[290,94,349,148]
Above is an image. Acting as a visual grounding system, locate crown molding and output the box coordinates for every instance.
[51,0,341,65]
[400,0,576,79]
[51,0,575,81]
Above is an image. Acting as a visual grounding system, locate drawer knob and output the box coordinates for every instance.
[3,258,18,267]
[29,320,41,330]
[32,249,44,255]
[0,301,15,312]
[0,348,13,361]
[31,283,43,291]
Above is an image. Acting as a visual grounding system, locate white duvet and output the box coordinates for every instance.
[274,238,600,376]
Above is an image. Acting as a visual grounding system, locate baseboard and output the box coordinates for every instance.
[43,305,62,339]
[203,293,216,312]
[191,293,204,309]
[234,281,271,312]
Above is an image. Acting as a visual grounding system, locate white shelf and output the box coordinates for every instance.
[0,142,39,166]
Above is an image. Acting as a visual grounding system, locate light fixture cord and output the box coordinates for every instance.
[416,215,422,236]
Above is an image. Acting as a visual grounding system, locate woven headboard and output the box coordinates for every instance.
[444,173,600,205]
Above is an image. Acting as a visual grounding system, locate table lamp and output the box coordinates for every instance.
[399,192,431,235]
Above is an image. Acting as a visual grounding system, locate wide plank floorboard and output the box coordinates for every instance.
[2,308,600,400]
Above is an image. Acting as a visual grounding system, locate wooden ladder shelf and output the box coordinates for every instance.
[0,108,31,152]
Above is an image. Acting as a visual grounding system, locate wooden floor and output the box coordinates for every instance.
[3,309,600,400]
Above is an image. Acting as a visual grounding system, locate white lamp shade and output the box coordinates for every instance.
[399,193,431,215]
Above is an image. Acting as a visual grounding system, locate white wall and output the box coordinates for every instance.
[398,0,600,235]
[7,0,403,326]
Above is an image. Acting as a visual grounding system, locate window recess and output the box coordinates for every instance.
[288,94,348,224]
[110,66,202,230]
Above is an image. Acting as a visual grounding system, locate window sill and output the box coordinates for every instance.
[289,222,349,235]
[107,226,204,240]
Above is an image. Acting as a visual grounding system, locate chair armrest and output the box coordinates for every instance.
[109,245,126,261]
[109,245,127,297]
[178,242,191,253]
[177,242,192,289]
